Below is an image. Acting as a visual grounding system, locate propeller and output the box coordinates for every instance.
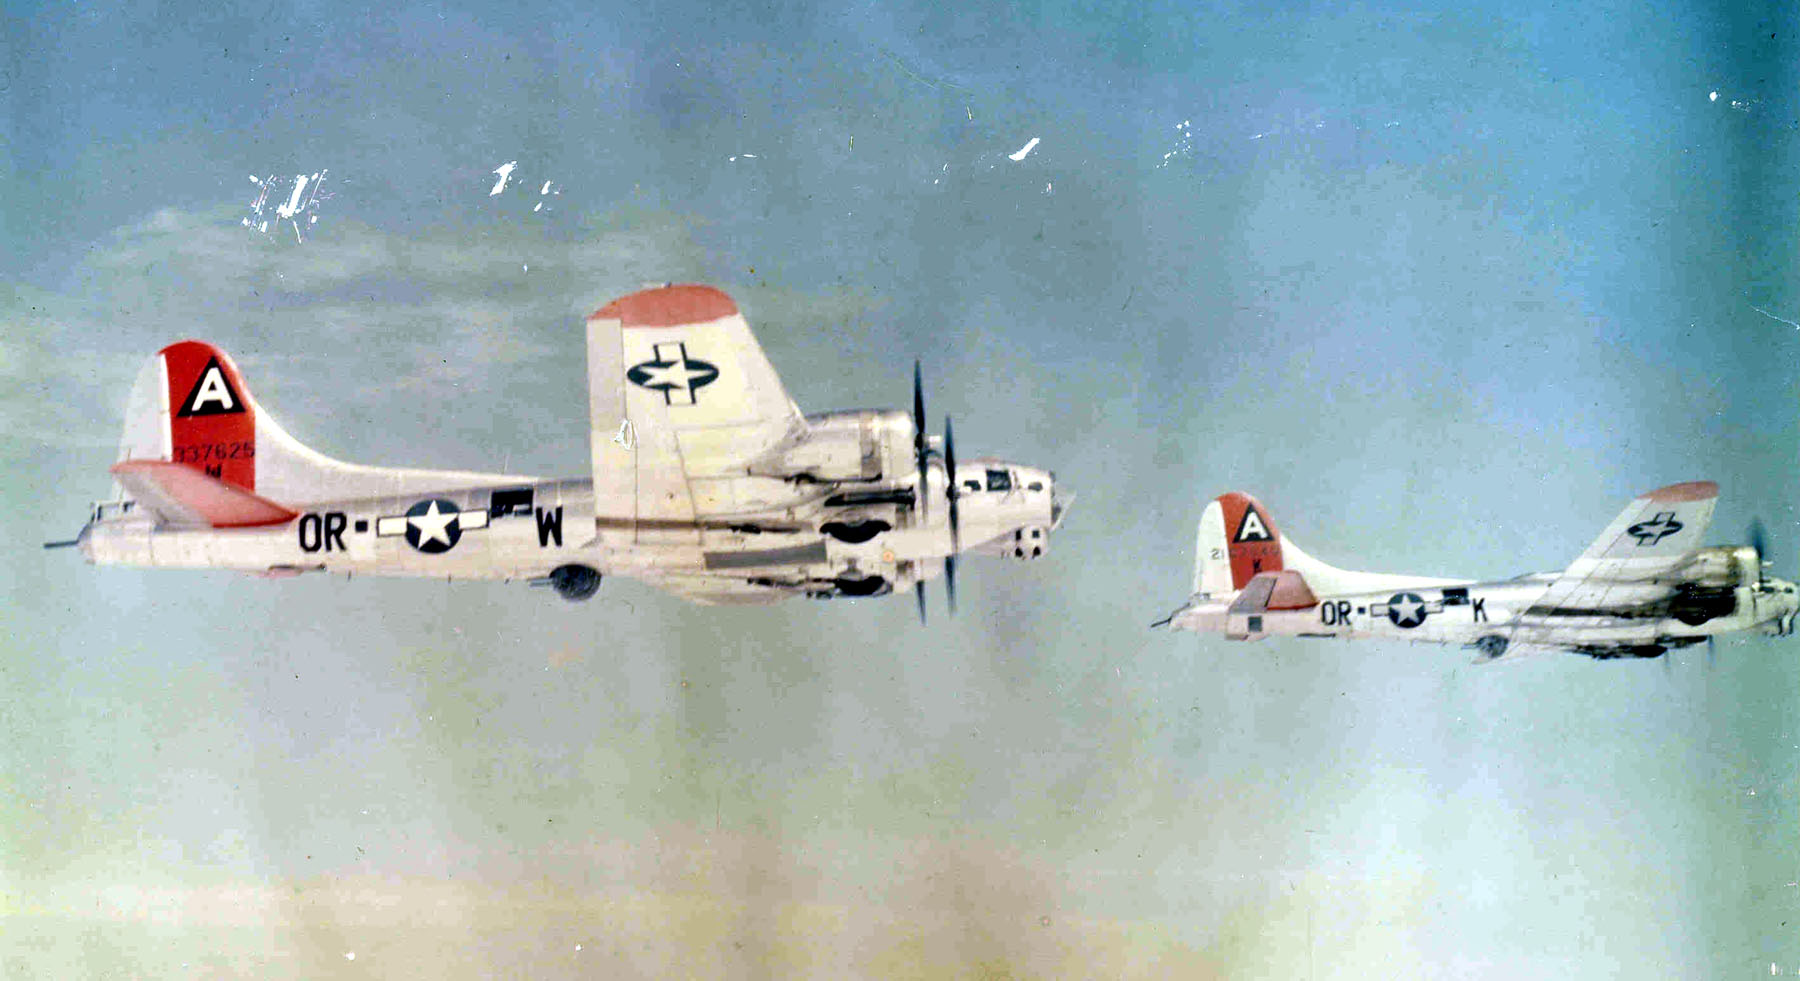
[913,361,929,514]
[911,362,931,623]
[910,363,961,620]
[1749,518,1770,588]
[944,414,959,615]
[907,365,964,619]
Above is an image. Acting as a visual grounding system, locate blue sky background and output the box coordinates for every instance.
[5,0,1800,975]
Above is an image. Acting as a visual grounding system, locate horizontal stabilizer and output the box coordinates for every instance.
[1230,569,1319,613]
[111,460,298,529]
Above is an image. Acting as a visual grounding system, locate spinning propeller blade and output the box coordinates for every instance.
[944,415,959,615]
[913,361,926,452]
[913,361,929,522]
[910,365,959,620]
[944,415,960,554]
[1749,518,1770,587]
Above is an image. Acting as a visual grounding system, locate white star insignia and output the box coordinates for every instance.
[640,360,709,391]
[407,500,458,546]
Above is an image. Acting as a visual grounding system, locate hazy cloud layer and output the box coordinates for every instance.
[6,0,1800,976]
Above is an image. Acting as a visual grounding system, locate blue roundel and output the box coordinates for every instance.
[404,498,462,554]
[1385,592,1428,629]
[626,342,719,406]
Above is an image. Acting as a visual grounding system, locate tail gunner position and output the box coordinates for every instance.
[1155,484,1797,662]
[54,285,1069,612]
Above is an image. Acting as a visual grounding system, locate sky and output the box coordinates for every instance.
[4,0,1799,976]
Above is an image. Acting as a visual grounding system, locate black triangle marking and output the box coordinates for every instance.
[1233,505,1273,543]
[176,356,247,417]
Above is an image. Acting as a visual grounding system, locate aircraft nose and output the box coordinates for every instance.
[1049,475,1072,530]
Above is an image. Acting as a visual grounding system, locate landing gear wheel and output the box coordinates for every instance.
[832,575,891,597]
[548,564,602,602]
[821,520,891,544]
[1473,635,1508,661]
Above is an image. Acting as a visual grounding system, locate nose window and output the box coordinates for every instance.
[985,469,1012,492]
[1027,481,1044,492]
[962,479,981,493]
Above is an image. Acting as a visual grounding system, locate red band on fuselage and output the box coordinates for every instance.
[161,340,257,492]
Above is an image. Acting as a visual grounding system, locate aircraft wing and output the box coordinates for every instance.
[1517,481,1718,626]
[1561,481,1717,579]
[585,284,805,532]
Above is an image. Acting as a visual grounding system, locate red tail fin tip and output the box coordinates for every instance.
[1218,492,1283,589]
[160,341,258,492]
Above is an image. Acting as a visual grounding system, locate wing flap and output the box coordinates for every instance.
[111,460,298,529]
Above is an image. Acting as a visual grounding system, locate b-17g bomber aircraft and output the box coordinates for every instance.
[1155,484,1797,662]
[57,284,1068,611]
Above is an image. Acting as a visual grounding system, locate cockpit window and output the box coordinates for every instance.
[962,479,981,493]
[1027,481,1044,492]
[986,469,1012,492]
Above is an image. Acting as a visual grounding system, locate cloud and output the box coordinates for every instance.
[12,827,1221,978]
[4,204,913,477]
[1,205,728,470]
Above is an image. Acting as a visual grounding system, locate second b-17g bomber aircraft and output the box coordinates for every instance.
[1155,484,1797,662]
[60,284,1068,611]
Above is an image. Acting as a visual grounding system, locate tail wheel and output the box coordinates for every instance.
[548,564,602,602]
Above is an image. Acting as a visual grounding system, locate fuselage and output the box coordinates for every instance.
[1167,568,1800,659]
[80,459,1062,595]
[75,288,1070,606]
[82,476,593,581]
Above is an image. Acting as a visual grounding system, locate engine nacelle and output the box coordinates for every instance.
[1684,545,1762,588]
[753,410,914,483]
[1730,545,1763,588]
[1668,584,1737,626]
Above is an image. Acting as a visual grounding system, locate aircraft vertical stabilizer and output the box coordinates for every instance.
[1192,491,1463,598]
[115,340,520,507]
[1195,492,1284,593]
[1192,498,1228,594]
